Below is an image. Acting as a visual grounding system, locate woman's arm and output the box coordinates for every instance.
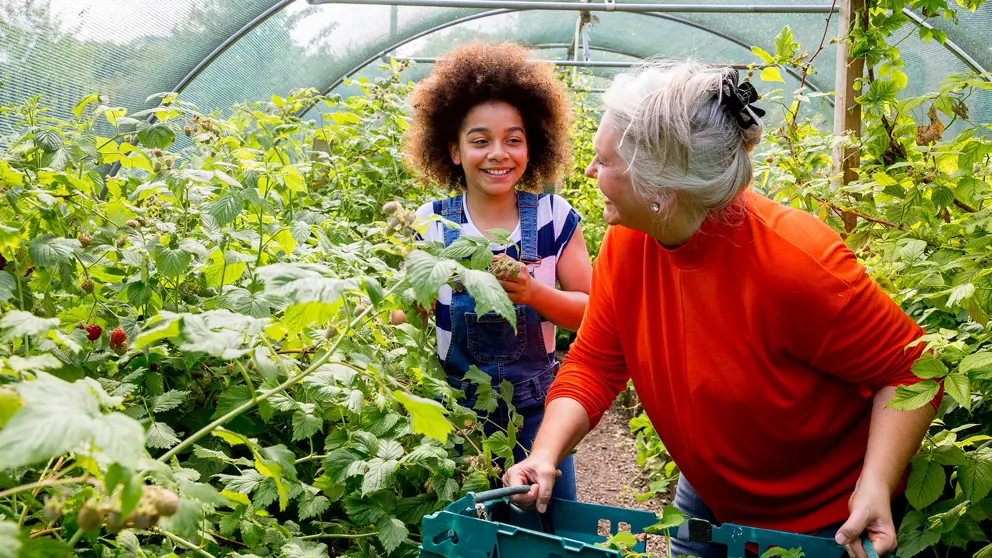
[834,386,935,558]
[497,224,592,331]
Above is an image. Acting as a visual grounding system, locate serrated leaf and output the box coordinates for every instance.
[377,439,404,460]
[136,121,175,149]
[146,421,181,449]
[959,351,992,375]
[153,390,189,413]
[134,314,182,350]
[393,390,453,443]
[462,471,490,494]
[948,283,975,307]
[258,263,357,305]
[773,26,795,59]
[887,380,940,411]
[345,494,388,525]
[760,67,785,83]
[292,411,323,441]
[281,541,329,558]
[944,372,970,410]
[298,490,331,521]
[218,469,264,494]
[6,354,62,372]
[483,431,514,460]
[209,191,243,226]
[377,516,409,553]
[292,221,311,244]
[153,245,191,278]
[28,234,77,267]
[905,457,945,509]
[362,458,398,494]
[34,128,64,152]
[458,268,515,326]
[959,456,992,502]
[406,250,458,307]
[440,236,480,259]
[324,449,362,482]
[911,356,948,379]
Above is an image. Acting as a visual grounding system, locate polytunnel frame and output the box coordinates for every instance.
[107,0,989,178]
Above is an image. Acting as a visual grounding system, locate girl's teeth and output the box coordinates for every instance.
[484,169,510,176]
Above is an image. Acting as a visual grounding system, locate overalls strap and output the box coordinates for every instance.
[440,194,463,248]
[516,191,540,264]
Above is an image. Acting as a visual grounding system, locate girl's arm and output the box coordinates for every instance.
[497,225,592,331]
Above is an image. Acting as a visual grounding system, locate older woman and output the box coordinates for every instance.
[503,60,938,558]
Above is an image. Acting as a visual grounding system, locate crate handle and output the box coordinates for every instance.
[471,484,533,504]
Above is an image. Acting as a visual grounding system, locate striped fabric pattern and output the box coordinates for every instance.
[415,193,582,361]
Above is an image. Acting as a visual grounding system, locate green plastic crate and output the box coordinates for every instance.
[419,486,884,558]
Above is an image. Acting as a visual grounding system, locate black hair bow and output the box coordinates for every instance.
[721,70,766,129]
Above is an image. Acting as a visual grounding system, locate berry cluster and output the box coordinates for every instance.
[76,485,180,534]
[382,201,416,237]
[110,326,128,356]
[488,255,520,279]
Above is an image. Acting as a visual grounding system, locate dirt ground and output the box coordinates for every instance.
[572,402,670,555]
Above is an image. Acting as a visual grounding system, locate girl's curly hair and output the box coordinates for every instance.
[404,42,573,192]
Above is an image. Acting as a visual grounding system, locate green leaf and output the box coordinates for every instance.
[483,431,514,460]
[136,121,175,149]
[0,271,15,303]
[152,390,189,413]
[152,245,191,278]
[465,366,498,413]
[911,356,948,379]
[146,421,181,449]
[393,390,453,443]
[218,470,264,494]
[944,372,971,410]
[292,411,323,441]
[905,457,945,509]
[345,493,389,525]
[759,67,785,83]
[458,268,515,327]
[29,234,78,267]
[377,516,409,553]
[406,250,458,307]
[462,471,491,494]
[6,354,62,373]
[298,489,331,521]
[377,439,404,461]
[134,314,182,350]
[773,26,795,59]
[948,283,975,307]
[751,46,775,64]
[178,479,229,507]
[959,351,992,375]
[0,373,143,469]
[258,263,357,305]
[395,494,437,524]
[209,191,243,226]
[281,541,329,558]
[292,221,312,244]
[72,93,102,117]
[958,454,992,502]
[0,311,58,342]
[440,236,480,259]
[646,505,686,532]
[887,380,940,411]
[324,449,362,482]
[896,511,941,558]
[857,79,900,117]
[0,389,22,428]
[0,520,21,558]
[361,456,398,495]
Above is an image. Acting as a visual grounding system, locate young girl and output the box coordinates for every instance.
[404,42,592,500]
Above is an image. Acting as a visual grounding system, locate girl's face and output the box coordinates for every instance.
[450,101,529,197]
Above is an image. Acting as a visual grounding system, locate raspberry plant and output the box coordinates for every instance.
[0,70,527,558]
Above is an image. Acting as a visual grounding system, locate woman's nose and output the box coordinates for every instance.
[585,160,596,178]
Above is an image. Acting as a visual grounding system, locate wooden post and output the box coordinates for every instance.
[832,0,864,230]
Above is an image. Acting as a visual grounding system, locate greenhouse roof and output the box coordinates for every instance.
[2,0,991,131]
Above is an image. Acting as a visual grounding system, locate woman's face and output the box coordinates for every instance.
[585,114,653,230]
[450,101,529,197]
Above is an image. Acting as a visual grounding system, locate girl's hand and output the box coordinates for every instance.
[493,255,543,306]
[834,480,897,558]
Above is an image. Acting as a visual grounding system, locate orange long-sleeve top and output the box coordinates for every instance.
[548,192,933,534]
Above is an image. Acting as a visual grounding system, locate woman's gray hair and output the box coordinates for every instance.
[602,59,763,216]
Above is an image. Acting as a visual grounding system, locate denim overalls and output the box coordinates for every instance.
[440,192,577,500]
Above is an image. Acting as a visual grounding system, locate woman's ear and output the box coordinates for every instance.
[449,141,461,166]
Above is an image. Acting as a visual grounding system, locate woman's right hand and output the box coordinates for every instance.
[502,453,560,513]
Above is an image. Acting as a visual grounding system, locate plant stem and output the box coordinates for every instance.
[299,531,378,540]
[158,529,217,558]
[157,279,406,462]
[65,527,85,550]
[0,476,88,499]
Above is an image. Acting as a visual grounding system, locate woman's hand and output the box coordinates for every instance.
[493,255,543,306]
[834,480,897,558]
[502,452,560,513]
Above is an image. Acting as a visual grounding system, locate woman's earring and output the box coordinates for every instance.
[650,202,661,213]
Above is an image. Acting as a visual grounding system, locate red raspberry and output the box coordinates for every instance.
[85,325,102,341]
[110,327,127,346]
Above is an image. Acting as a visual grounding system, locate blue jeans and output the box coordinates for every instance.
[671,477,839,558]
